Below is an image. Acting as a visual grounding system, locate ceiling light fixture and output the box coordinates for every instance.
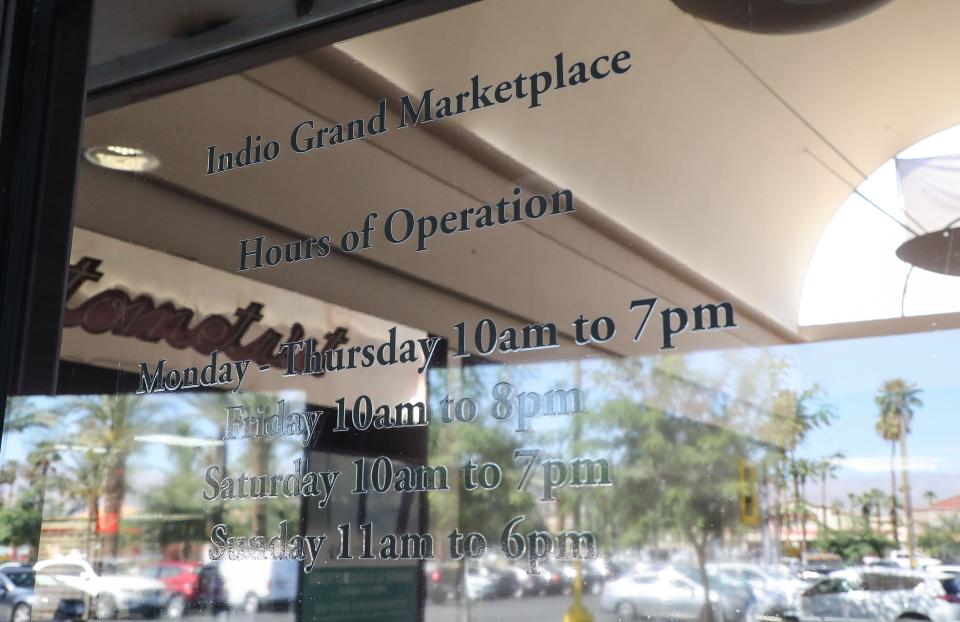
[84,145,160,172]
[671,0,892,34]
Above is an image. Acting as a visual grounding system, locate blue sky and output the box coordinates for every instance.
[787,328,960,503]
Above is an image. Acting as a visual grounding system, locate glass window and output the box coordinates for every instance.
[37,565,83,577]
[942,578,960,596]
[5,2,960,622]
[810,577,861,595]
[1,570,35,589]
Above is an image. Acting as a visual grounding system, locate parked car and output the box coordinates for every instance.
[480,567,521,599]
[540,563,573,596]
[715,563,808,620]
[560,561,608,595]
[0,568,33,622]
[0,567,85,622]
[426,562,496,603]
[601,567,738,622]
[213,559,299,612]
[505,565,548,596]
[137,563,199,618]
[801,554,846,582]
[34,557,170,619]
[676,566,756,622]
[791,567,960,622]
[887,551,942,569]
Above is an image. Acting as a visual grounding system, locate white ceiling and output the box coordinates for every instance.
[338,0,960,331]
[77,0,960,357]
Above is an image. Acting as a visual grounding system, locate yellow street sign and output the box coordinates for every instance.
[739,460,760,527]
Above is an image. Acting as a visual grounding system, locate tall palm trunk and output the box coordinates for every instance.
[251,437,269,533]
[889,442,900,545]
[793,468,807,565]
[207,423,227,532]
[86,494,99,559]
[102,454,127,558]
[899,417,916,566]
[821,477,828,527]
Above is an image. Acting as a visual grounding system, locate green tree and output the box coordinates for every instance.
[849,491,879,530]
[2,398,61,539]
[863,489,887,533]
[770,387,835,564]
[595,351,774,622]
[875,379,922,566]
[919,516,960,562]
[816,526,895,563]
[140,423,206,558]
[830,500,845,530]
[56,449,106,558]
[598,398,745,622]
[815,454,843,528]
[1,398,58,434]
[183,392,302,538]
[0,491,43,561]
[876,398,902,546]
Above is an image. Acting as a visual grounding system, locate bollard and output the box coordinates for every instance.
[562,560,593,622]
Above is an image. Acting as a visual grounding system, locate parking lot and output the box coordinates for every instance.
[109,594,615,622]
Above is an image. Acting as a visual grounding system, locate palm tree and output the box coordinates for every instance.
[865,489,887,532]
[191,391,291,535]
[0,462,18,505]
[817,454,843,528]
[876,407,902,546]
[24,441,62,492]
[875,379,922,567]
[3,399,60,524]
[789,458,816,562]
[848,492,861,527]
[1,398,57,434]
[72,394,158,558]
[831,500,845,530]
[771,388,835,565]
[46,449,107,559]
[924,491,937,508]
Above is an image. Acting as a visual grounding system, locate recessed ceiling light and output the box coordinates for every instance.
[84,145,160,172]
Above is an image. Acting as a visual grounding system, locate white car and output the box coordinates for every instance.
[33,558,169,619]
[715,562,808,619]
[887,551,942,569]
[601,568,724,621]
[794,567,960,622]
[215,559,299,612]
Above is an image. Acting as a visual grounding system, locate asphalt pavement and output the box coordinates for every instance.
[115,594,618,622]
[425,594,614,622]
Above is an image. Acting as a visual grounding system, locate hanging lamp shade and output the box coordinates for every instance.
[671,0,892,34]
[895,155,960,276]
[896,229,960,277]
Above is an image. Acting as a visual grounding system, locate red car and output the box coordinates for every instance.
[139,563,199,618]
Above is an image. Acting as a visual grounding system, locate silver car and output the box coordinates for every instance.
[601,568,726,621]
[794,568,960,622]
